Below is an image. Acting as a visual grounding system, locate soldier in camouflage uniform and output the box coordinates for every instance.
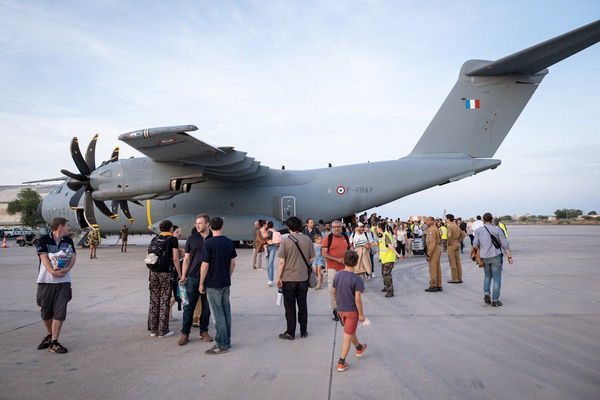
[376,223,404,297]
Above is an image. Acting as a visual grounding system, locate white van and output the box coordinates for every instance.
[11,227,34,237]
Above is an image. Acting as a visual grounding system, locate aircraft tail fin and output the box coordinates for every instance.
[409,20,600,159]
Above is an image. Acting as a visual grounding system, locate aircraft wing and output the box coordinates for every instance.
[118,125,270,181]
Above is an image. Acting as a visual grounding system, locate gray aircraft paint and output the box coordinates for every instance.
[39,20,600,240]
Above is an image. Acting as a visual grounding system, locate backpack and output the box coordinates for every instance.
[145,235,171,271]
[326,233,351,251]
[271,230,282,244]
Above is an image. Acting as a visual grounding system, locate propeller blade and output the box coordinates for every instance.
[94,199,118,220]
[69,187,86,209]
[60,169,87,182]
[66,178,85,192]
[111,200,119,215]
[71,137,91,176]
[110,147,119,163]
[120,200,134,222]
[85,134,98,171]
[84,190,98,228]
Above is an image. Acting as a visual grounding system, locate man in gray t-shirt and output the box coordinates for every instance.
[473,213,514,307]
[277,217,315,339]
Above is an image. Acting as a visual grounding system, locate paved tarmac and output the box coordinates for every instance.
[1,225,599,400]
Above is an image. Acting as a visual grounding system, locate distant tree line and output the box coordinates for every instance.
[554,209,583,219]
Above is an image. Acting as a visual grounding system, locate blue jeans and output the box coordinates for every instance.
[181,277,210,335]
[206,286,231,348]
[483,254,503,301]
[266,245,277,281]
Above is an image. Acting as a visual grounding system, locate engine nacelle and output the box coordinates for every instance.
[90,158,205,201]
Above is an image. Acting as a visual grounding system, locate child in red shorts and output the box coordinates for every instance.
[332,250,368,372]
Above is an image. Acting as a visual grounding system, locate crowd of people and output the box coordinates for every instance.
[33,211,513,372]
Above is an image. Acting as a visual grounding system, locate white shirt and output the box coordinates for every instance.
[351,231,372,248]
[395,229,407,243]
[472,220,484,232]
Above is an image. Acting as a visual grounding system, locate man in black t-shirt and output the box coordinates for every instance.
[200,217,237,354]
[302,218,322,242]
[177,214,213,346]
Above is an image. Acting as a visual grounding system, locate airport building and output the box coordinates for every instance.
[0,185,55,226]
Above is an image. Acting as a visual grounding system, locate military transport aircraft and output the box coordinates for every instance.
[37,20,600,241]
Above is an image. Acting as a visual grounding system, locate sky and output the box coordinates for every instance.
[0,0,599,219]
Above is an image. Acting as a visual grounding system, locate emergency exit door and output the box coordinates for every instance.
[281,196,296,219]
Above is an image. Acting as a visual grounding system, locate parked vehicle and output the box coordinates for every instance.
[412,236,425,255]
[16,234,37,247]
[12,227,35,237]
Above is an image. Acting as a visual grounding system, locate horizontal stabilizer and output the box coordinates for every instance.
[467,19,600,76]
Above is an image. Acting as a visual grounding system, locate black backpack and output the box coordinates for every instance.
[327,233,351,251]
[145,235,171,271]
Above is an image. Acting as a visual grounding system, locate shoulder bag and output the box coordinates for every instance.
[288,235,318,288]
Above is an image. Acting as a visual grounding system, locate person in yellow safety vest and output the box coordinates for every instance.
[376,223,404,298]
[494,218,509,238]
[439,224,448,251]
[88,228,101,259]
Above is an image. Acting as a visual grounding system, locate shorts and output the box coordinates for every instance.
[338,311,359,335]
[36,283,72,321]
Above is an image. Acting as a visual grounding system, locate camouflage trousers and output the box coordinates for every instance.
[382,262,394,293]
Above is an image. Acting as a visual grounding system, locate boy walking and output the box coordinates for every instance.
[332,250,368,372]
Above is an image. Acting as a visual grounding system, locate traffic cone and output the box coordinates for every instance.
[1,237,7,248]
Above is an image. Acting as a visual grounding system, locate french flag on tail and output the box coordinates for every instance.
[465,99,480,109]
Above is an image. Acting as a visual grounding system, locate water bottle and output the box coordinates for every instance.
[276,287,283,306]
[178,283,189,306]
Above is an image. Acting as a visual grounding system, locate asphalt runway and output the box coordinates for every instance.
[1,225,599,400]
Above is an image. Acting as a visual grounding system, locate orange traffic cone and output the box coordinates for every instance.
[1,237,7,248]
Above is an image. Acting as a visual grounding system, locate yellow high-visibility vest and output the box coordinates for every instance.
[499,222,509,238]
[440,226,448,240]
[378,231,396,263]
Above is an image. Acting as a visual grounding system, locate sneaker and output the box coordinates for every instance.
[371,273,376,278]
[492,300,503,307]
[278,333,294,340]
[150,332,157,337]
[337,361,348,372]
[158,331,175,338]
[267,281,273,287]
[48,341,68,354]
[484,294,491,304]
[355,343,367,357]
[37,334,52,350]
[437,287,443,292]
[424,287,438,292]
[332,310,340,321]
[205,345,229,354]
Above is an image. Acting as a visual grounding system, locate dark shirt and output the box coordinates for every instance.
[184,231,213,278]
[459,222,467,232]
[36,234,76,283]
[36,234,76,256]
[201,235,237,288]
[303,227,322,242]
[333,270,365,312]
